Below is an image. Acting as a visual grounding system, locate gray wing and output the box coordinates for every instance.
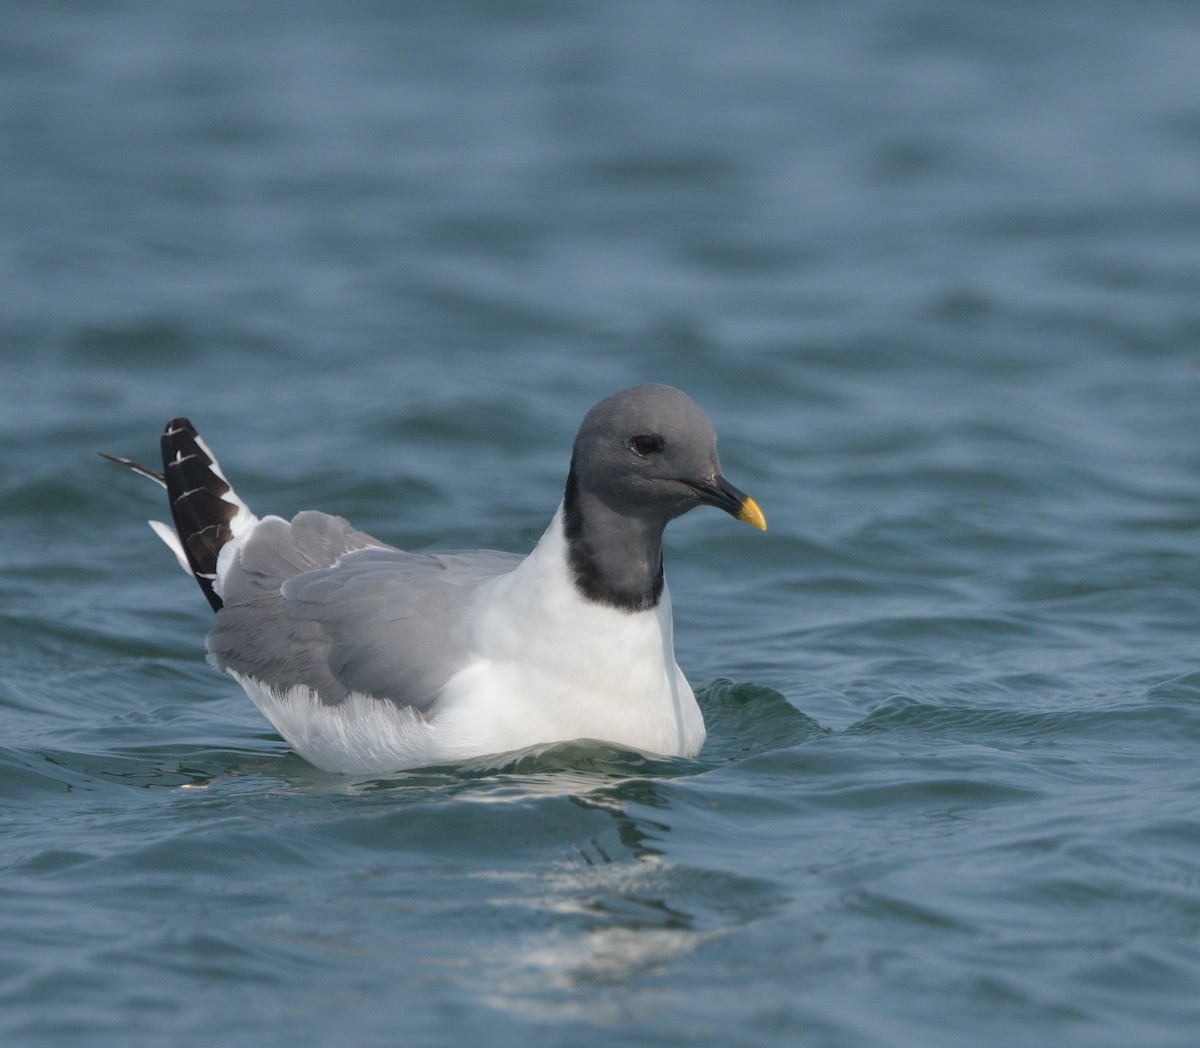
[206,510,521,709]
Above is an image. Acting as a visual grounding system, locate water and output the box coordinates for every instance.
[3,1,1200,1045]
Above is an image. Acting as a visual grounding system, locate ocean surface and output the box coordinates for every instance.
[3,1,1200,1045]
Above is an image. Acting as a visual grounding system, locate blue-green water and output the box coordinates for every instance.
[4,2,1200,1045]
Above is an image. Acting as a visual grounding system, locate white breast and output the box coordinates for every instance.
[430,506,706,762]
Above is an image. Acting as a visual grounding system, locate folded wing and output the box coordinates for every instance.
[207,510,521,711]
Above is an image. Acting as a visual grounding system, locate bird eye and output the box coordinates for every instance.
[630,433,665,457]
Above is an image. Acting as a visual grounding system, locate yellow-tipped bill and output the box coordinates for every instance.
[737,495,767,531]
[687,473,767,531]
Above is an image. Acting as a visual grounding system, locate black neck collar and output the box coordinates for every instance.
[562,462,664,612]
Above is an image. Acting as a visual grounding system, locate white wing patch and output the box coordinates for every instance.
[148,519,191,574]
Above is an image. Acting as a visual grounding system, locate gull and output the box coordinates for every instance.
[102,384,766,774]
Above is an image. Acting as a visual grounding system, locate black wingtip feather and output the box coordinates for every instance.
[98,451,167,487]
[160,417,237,613]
